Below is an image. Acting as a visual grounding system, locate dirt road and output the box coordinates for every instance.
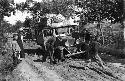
[10,55,125,81]
[12,56,64,81]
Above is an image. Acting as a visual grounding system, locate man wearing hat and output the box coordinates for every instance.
[16,28,25,59]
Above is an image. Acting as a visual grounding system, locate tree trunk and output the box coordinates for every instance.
[123,20,125,42]
[97,23,104,45]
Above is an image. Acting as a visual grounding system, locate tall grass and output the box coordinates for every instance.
[0,34,15,80]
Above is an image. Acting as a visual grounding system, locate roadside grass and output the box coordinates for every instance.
[0,37,15,81]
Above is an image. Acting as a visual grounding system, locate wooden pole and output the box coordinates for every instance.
[65,51,85,57]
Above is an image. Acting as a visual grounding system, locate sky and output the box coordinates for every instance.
[4,10,32,25]
[14,0,42,4]
[4,0,42,25]
[14,0,26,3]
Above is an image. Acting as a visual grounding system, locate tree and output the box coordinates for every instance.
[0,0,15,35]
[75,0,124,45]
[76,0,123,24]
[11,21,23,32]
[24,16,32,27]
[0,20,12,33]
[0,0,15,21]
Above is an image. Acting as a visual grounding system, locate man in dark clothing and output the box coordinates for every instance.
[17,29,25,58]
[45,36,56,64]
[75,29,91,52]
[81,29,106,69]
[85,40,105,69]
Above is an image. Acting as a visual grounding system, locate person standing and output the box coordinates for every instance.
[12,34,21,66]
[16,28,25,58]
[86,40,106,69]
[82,29,106,69]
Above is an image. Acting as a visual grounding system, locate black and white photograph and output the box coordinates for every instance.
[0,0,125,81]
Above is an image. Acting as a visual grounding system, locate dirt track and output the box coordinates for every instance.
[12,55,64,81]
[10,54,125,81]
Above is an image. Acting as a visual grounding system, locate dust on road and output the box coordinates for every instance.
[12,56,64,81]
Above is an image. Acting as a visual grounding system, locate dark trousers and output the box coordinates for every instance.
[17,39,25,58]
[12,52,20,67]
[20,50,25,58]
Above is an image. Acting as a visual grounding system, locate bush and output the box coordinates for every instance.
[0,36,15,77]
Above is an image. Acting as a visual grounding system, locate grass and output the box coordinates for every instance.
[0,37,15,81]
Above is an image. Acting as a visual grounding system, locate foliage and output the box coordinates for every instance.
[0,20,23,35]
[0,21,11,32]
[23,17,32,27]
[16,0,75,17]
[0,20,23,33]
[75,0,124,47]
[0,0,15,39]
[76,0,124,24]
[11,21,24,32]
[99,26,124,49]
[0,21,11,44]
[0,0,15,19]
